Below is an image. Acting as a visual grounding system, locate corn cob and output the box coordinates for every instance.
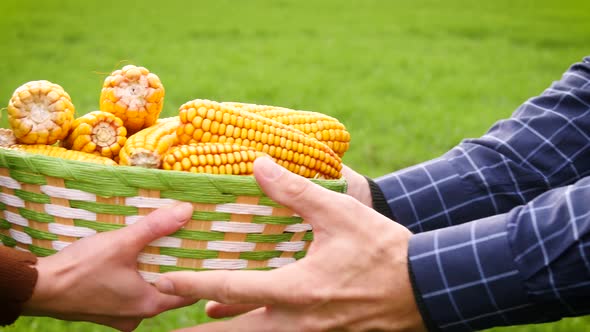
[99,65,165,135]
[221,102,282,113]
[63,111,127,159]
[7,80,75,145]
[177,99,342,179]
[118,116,179,168]
[0,129,17,147]
[9,144,117,166]
[162,143,267,174]
[222,102,350,157]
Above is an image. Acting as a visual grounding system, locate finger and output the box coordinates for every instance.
[89,317,140,332]
[340,164,373,206]
[205,301,262,318]
[152,291,200,313]
[155,265,303,305]
[46,313,141,332]
[109,319,142,332]
[173,308,272,332]
[253,157,346,223]
[340,164,358,181]
[118,202,193,251]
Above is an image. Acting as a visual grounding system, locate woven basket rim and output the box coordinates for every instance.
[0,148,348,197]
[0,147,347,275]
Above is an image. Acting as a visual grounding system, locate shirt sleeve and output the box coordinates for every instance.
[375,56,590,233]
[408,175,590,331]
[0,245,38,326]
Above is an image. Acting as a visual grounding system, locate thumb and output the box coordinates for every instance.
[117,202,193,252]
[253,157,343,222]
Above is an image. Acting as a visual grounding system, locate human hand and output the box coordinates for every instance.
[340,164,373,207]
[23,203,198,332]
[155,157,427,332]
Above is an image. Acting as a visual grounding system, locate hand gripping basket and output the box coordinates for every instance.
[0,148,346,282]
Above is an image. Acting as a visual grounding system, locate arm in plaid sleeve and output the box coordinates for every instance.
[408,174,590,331]
[375,56,590,233]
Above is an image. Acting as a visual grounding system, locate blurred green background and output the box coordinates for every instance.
[1,0,589,331]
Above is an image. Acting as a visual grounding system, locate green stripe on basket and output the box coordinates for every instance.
[191,211,231,221]
[14,189,51,204]
[159,247,219,259]
[0,233,16,247]
[24,227,58,241]
[158,265,274,273]
[64,179,138,197]
[18,208,54,223]
[245,233,294,243]
[74,219,124,232]
[116,166,260,193]
[83,166,175,192]
[9,170,47,185]
[311,178,348,193]
[159,266,213,272]
[251,215,303,225]
[302,232,313,241]
[171,229,225,241]
[0,148,347,196]
[29,244,57,257]
[239,250,281,260]
[201,175,264,196]
[150,173,264,196]
[70,200,138,216]
[0,219,10,229]
[257,196,282,207]
[294,251,307,260]
[0,202,6,211]
[160,190,237,205]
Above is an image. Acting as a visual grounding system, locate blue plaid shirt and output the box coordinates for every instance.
[375,56,590,331]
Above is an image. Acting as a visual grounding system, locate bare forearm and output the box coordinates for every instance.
[0,246,38,326]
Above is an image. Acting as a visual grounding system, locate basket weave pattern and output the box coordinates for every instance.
[0,149,346,282]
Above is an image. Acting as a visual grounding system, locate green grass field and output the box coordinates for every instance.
[1,0,589,331]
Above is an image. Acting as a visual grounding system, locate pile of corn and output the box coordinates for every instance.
[2,65,350,179]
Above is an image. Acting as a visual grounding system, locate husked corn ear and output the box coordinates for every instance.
[162,143,267,174]
[99,65,165,135]
[10,144,117,166]
[221,102,282,113]
[7,80,75,145]
[156,116,179,124]
[0,129,17,147]
[262,110,350,157]
[223,102,350,157]
[177,99,342,179]
[64,111,127,159]
[118,116,179,168]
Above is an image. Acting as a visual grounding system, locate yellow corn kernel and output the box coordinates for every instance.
[177,99,342,179]
[9,144,117,166]
[221,102,281,113]
[0,129,17,147]
[118,116,179,168]
[7,80,75,145]
[63,111,127,159]
[99,65,165,135]
[162,143,266,175]
[221,102,350,157]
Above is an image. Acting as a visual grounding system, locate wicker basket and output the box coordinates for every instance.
[0,148,346,281]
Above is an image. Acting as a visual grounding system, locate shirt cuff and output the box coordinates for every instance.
[407,214,539,331]
[364,176,396,220]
